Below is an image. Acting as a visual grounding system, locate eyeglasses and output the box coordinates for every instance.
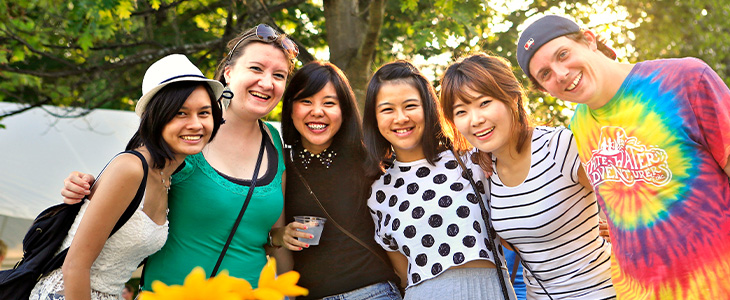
[227,24,299,61]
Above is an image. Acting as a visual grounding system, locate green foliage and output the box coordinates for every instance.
[2,0,728,129]
[619,0,730,87]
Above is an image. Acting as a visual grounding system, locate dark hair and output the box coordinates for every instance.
[362,60,450,178]
[127,81,223,169]
[440,53,531,172]
[123,284,134,293]
[281,61,365,154]
[214,26,295,85]
[528,30,616,91]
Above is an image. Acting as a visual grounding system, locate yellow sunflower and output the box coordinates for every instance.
[139,258,307,300]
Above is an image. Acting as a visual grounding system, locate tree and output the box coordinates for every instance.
[2,0,727,128]
[620,0,730,81]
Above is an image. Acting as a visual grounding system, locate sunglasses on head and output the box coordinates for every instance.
[227,24,299,61]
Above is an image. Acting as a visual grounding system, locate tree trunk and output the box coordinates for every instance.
[324,0,385,111]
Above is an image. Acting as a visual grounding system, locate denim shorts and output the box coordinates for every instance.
[320,281,402,300]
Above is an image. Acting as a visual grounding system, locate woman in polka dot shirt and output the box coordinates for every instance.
[363,60,517,300]
[439,54,615,299]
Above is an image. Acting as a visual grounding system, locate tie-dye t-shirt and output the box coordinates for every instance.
[570,58,730,300]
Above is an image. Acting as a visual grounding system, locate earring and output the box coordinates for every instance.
[220,86,234,110]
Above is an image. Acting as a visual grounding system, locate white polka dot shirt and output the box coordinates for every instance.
[368,150,506,288]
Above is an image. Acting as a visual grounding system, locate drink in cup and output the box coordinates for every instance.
[294,216,327,246]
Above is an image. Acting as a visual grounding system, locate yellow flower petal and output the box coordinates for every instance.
[137,291,158,300]
[183,266,208,289]
[257,258,277,288]
[255,258,309,297]
[274,271,300,285]
[229,276,255,299]
[150,280,171,293]
[252,287,285,300]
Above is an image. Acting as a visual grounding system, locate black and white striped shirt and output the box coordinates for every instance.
[490,127,615,300]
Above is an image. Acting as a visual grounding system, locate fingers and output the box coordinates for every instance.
[61,172,93,203]
[282,222,313,251]
[598,219,611,243]
[69,171,94,189]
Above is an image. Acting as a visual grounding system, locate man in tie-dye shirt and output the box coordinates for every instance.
[515,15,730,300]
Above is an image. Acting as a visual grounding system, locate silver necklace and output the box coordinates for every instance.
[160,171,171,194]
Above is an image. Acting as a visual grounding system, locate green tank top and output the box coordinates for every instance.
[142,122,285,289]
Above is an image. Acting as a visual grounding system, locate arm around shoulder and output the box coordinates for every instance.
[61,171,96,204]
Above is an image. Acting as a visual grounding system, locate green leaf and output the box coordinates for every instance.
[400,0,418,12]
[150,0,161,10]
[78,32,93,51]
[116,0,134,19]
[11,47,26,62]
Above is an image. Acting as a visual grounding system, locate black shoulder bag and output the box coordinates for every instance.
[0,150,149,300]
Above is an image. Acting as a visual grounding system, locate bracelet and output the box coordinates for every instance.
[267,231,280,248]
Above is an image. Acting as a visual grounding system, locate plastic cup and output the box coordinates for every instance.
[294,216,327,246]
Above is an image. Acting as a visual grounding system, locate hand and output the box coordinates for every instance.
[273,222,314,251]
[599,219,610,243]
[61,171,95,204]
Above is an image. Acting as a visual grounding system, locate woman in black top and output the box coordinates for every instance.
[270,61,401,299]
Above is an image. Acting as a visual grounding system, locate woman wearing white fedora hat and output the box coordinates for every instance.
[61,24,299,289]
[31,54,224,300]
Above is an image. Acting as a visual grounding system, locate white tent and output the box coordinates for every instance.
[0,102,139,268]
[0,102,282,269]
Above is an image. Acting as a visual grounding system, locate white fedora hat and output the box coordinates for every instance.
[135,54,224,116]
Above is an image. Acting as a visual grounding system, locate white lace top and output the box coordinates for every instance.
[30,195,168,299]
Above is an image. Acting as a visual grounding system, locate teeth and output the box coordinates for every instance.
[567,72,582,91]
[307,123,327,130]
[181,136,201,141]
[475,127,494,137]
[250,91,271,99]
[395,129,409,134]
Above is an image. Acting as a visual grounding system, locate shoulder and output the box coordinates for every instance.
[91,152,146,194]
[108,152,146,178]
[534,126,572,143]
[263,121,285,150]
[639,57,709,75]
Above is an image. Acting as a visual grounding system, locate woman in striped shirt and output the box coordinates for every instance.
[439,53,615,300]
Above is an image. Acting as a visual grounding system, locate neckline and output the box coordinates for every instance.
[589,62,642,116]
[492,127,541,188]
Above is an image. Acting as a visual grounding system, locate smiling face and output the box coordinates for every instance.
[224,42,289,120]
[162,85,215,161]
[451,89,515,157]
[529,31,612,109]
[375,81,426,162]
[291,82,343,154]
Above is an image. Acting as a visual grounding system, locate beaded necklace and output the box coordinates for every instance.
[298,147,337,169]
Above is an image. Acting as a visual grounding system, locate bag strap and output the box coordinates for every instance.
[450,149,512,300]
[210,120,267,277]
[510,253,520,284]
[47,150,149,272]
[495,178,553,299]
[288,161,392,267]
